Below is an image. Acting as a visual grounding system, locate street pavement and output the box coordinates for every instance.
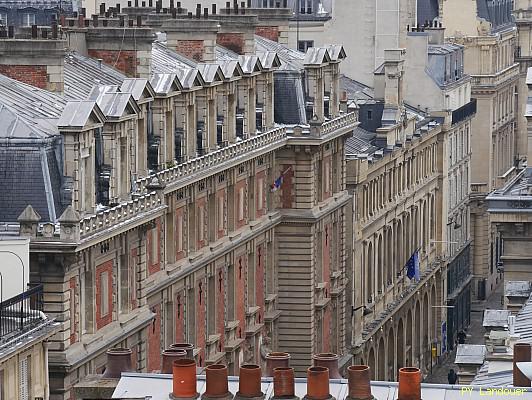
[425,281,504,384]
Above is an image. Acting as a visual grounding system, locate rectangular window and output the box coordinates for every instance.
[22,13,35,27]
[218,195,224,231]
[176,213,183,252]
[300,0,312,14]
[238,187,245,221]
[198,206,205,242]
[101,271,109,317]
[0,13,7,27]
[298,40,314,53]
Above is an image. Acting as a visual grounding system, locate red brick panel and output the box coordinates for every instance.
[175,292,185,342]
[217,33,245,55]
[69,277,77,344]
[95,260,113,330]
[148,219,161,275]
[87,49,139,77]
[255,26,279,42]
[0,65,47,89]
[175,40,205,62]
[235,180,248,229]
[196,280,206,366]
[236,255,247,339]
[148,304,161,372]
[255,245,265,325]
[280,165,294,209]
[216,267,225,351]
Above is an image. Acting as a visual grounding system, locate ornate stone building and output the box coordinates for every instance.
[0,7,356,399]
[344,24,475,380]
[441,0,519,302]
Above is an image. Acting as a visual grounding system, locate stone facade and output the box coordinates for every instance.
[0,11,356,400]
[442,3,520,301]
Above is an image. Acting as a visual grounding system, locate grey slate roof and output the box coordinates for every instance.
[345,126,378,156]
[274,70,306,125]
[455,344,487,365]
[255,35,305,71]
[64,52,125,101]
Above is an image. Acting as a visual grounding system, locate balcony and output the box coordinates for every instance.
[0,284,45,342]
[452,99,477,126]
[470,63,519,88]
[79,192,164,239]
[137,127,287,192]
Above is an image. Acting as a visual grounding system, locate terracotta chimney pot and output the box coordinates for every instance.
[265,352,291,377]
[514,343,532,387]
[273,367,296,398]
[203,364,232,399]
[170,342,195,359]
[398,367,421,400]
[312,353,342,379]
[347,365,373,400]
[305,366,331,400]
[102,347,133,379]
[162,348,187,374]
[171,358,199,399]
[237,364,263,398]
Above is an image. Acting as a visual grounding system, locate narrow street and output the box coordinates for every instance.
[425,281,504,384]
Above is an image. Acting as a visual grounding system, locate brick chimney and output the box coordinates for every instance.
[248,7,292,45]
[218,5,259,54]
[0,32,66,93]
[161,18,219,63]
[84,26,155,78]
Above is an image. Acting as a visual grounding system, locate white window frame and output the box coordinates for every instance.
[22,13,35,27]
[0,13,7,27]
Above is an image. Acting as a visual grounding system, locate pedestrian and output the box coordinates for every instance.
[448,368,458,385]
[458,330,466,344]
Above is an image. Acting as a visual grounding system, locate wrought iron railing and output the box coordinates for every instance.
[0,284,44,340]
[452,98,477,125]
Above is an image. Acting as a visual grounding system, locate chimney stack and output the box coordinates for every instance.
[346,365,373,400]
[169,343,195,359]
[161,348,186,374]
[305,367,331,400]
[312,353,342,379]
[514,343,532,387]
[273,367,298,400]
[235,365,263,400]
[265,352,290,377]
[102,348,134,379]
[172,359,199,399]
[397,367,421,400]
[202,364,233,400]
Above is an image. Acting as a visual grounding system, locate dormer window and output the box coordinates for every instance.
[0,12,7,27]
[22,13,35,27]
[300,0,313,14]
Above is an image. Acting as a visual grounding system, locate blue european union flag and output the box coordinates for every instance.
[406,250,420,281]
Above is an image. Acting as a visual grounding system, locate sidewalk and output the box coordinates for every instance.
[425,282,504,384]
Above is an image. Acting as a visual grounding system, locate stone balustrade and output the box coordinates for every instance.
[137,127,287,191]
[319,112,358,136]
[79,192,162,238]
